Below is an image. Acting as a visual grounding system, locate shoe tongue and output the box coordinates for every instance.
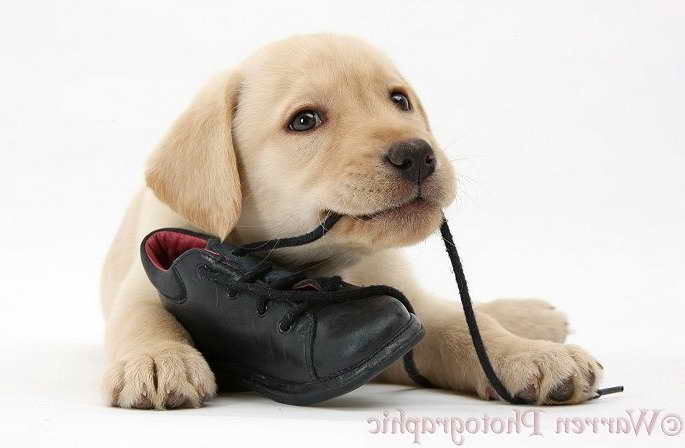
[204,238,296,283]
[205,240,341,291]
[205,238,237,259]
[292,277,346,292]
[291,279,323,291]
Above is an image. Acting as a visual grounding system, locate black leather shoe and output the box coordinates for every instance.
[140,227,425,405]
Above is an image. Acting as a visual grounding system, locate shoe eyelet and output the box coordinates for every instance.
[278,321,291,333]
[231,249,246,257]
[226,290,237,299]
[256,304,268,317]
[196,264,209,279]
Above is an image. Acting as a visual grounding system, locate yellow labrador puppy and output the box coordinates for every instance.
[101,34,601,409]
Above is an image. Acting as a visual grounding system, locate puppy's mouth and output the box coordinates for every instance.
[325,195,437,223]
[357,197,428,221]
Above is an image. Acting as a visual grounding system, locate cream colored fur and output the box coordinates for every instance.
[101,34,602,409]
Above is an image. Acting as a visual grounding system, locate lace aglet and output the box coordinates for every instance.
[592,385,624,399]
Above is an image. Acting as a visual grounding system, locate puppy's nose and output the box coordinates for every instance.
[386,139,435,184]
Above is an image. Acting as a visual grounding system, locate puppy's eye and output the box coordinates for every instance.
[288,110,322,132]
[390,91,411,111]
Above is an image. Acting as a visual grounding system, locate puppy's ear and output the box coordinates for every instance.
[146,71,242,238]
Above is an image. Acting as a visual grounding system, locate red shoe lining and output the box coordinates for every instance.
[145,231,207,270]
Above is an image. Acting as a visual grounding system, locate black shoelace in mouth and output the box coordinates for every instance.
[214,212,623,403]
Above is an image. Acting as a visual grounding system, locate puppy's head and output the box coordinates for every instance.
[147,34,456,264]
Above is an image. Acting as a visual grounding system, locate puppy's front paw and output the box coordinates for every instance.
[103,341,217,409]
[475,340,603,405]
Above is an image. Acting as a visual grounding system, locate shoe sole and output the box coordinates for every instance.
[210,315,425,406]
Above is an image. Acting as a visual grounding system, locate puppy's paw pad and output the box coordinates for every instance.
[165,391,195,409]
[548,377,575,402]
[514,384,539,404]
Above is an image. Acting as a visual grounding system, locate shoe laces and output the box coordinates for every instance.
[204,212,623,402]
[198,219,420,337]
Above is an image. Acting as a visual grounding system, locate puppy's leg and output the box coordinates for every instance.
[475,299,569,343]
[343,251,601,405]
[102,271,217,409]
[381,303,601,404]
[101,190,216,409]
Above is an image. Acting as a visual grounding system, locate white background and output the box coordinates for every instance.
[1,1,683,447]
